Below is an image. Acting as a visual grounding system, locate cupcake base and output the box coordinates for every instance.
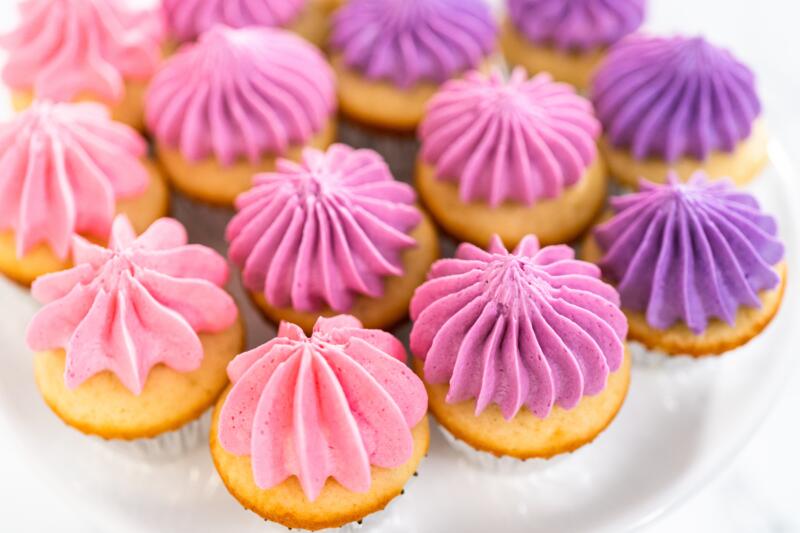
[155,120,336,206]
[249,212,440,333]
[33,319,244,440]
[415,156,607,249]
[289,0,334,48]
[0,160,169,286]
[210,387,430,531]
[600,119,769,189]
[412,351,631,460]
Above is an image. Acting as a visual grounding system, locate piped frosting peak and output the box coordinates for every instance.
[410,234,626,419]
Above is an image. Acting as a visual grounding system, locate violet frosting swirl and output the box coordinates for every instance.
[410,235,627,419]
[26,215,238,395]
[1,0,164,102]
[163,0,305,43]
[420,67,601,207]
[146,25,335,165]
[508,0,645,51]
[218,315,427,501]
[591,34,762,161]
[330,0,497,88]
[227,144,421,312]
[0,101,150,259]
[594,173,784,334]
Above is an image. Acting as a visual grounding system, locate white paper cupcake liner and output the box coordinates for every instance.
[629,340,724,373]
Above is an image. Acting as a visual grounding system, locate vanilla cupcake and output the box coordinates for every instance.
[592,35,767,187]
[227,144,439,332]
[501,0,645,91]
[0,101,169,286]
[582,173,786,356]
[329,0,497,131]
[410,234,630,463]
[1,0,164,130]
[146,25,336,206]
[26,215,243,454]
[417,67,606,249]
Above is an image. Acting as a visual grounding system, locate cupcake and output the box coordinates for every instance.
[329,0,497,131]
[211,315,429,530]
[417,67,607,249]
[582,173,786,356]
[1,0,164,130]
[501,0,645,91]
[227,144,439,332]
[410,234,629,461]
[146,25,336,206]
[591,35,767,187]
[26,215,243,452]
[0,101,169,286]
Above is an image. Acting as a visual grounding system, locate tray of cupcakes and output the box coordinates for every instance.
[0,0,796,532]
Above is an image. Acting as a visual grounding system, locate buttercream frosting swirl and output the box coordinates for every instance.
[420,67,601,207]
[163,0,305,43]
[330,0,497,88]
[594,173,784,333]
[227,144,421,312]
[217,315,427,501]
[0,100,150,259]
[26,215,238,395]
[591,34,762,161]
[1,0,164,102]
[508,0,645,51]
[146,25,335,165]
[410,234,626,419]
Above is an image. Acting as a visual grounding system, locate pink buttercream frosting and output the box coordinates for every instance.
[217,315,427,500]
[410,235,627,419]
[1,0,164,102]
[227,144,421,312]
[0,100,150,259]
[146,25,336,165]
[420,68,601,207]
[26,215,238,395]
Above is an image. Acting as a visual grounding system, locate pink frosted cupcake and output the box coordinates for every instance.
[146,25,337,205]
[1,0,164,130]
[210,315,429,530]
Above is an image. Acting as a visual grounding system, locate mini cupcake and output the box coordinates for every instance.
[227,144,439,332]
[26,215,243,453]
[582,173,786,356]
[410,234,629,461]
[501,0,645,91]
[0,101,169,286]
[591,35,767,187]
[146,25,336,206]
[417,67,606,249]
[211,315,428,530]
[1,0,164,130]
[329,0,497,131]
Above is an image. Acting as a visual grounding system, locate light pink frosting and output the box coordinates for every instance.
[0,101,150,259]
[26,215,238,395]
[218,315,427,501]
[420,67,601,207]
[146,25,336,166]
[1,0,164,102]
[227,144,421,312]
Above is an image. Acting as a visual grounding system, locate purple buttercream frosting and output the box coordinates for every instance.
[592,35,762,162]
[330,0,497,88]
[594,173,784,334]
[410,234,627,419]
[509,0,645,51]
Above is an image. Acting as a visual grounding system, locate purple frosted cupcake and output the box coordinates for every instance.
[582,172,786,356]
[501,0,646,90]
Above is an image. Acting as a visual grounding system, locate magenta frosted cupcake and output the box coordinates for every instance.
[146,25,336,206]
[417,67,607,249]
[501,0,646,90]
[591,34,767,187]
